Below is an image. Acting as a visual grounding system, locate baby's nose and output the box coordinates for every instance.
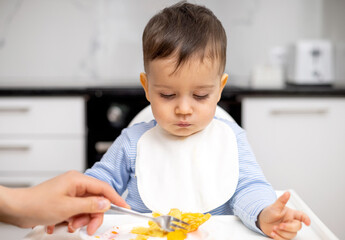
[175,99,193,115]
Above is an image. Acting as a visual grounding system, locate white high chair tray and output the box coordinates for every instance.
[23,190,338,240]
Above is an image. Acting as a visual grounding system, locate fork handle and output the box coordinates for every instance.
[109,204,153,220]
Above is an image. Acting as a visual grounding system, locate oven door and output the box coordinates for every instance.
[86,89,149,168]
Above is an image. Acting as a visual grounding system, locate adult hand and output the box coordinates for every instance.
[258,191,311,240]
[0,170,129,235]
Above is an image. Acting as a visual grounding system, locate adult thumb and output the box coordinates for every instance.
[273,191,290,211]
[68,196,111,216]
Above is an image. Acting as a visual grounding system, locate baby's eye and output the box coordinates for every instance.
[160,93,175,99]
[193,94,209,100]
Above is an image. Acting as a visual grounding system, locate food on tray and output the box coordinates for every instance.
[130,208,211,240]
[92,226,120,239]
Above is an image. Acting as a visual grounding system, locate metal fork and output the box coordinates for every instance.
[109,204,189,232]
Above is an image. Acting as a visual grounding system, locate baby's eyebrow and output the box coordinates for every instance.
[152,84,215,89]
[153,84,171,88]
[194,85,215,89]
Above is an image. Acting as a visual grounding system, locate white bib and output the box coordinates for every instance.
[136,119,239,213]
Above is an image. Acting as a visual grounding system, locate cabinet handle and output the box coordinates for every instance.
[270,109,328,115]
[0,145,30,151]
[0,106,30,112]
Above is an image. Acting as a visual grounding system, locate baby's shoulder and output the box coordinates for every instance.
[121,120,157,141]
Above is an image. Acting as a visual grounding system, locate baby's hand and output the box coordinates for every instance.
[257,191,311,239]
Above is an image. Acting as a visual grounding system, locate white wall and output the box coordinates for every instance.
[322,0,345,85]
[0,0,330,87]
[202,0,323,85]
[322,0,345,43]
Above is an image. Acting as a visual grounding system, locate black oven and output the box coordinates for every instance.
[86,88,149,168]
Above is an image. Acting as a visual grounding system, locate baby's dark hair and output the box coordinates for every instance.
[142,1,227,74]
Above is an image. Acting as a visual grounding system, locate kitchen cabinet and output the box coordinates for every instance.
[0,96,86,240]
[242,97,345,239]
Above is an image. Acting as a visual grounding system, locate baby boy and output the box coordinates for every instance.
[86,2,310,239]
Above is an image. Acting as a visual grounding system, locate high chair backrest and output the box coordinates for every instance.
[128,105,234,127]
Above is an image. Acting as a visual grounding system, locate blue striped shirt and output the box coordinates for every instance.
[85,118,276,235]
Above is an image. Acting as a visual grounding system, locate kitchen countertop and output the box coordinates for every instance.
[1,84,345,98]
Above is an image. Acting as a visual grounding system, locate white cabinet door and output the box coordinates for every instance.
[242,97,345,239]
[0,97,86,173]
[0,97,84,135]
[0,138,84,172]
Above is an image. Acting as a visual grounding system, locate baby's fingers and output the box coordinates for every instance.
[271,220,302,240]
[293,210,311,226]
[279,220,302,232]
[272,227,297,239]
[272,231,297,240]
[271,230,290,240]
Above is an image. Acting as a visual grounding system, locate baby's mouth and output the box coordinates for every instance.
[176,122,191,127]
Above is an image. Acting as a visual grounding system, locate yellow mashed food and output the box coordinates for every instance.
[130,208,211,240]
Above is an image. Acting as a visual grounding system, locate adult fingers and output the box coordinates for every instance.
[86,213,104,236]
[68,222,75,233]
[76,174,129,208]
[45,225,55,234]
[64,196,111,218]
[70,214,91,230]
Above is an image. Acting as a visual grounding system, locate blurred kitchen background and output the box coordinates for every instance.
[0,0,344,239]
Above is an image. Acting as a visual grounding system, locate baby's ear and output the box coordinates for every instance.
[220,73,228,89]
[217,73,228,101]
[140,72,150,101]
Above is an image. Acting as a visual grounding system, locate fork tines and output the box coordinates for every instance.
[171,217,189,226]
[170,216,189,230]
[171,223,187,230]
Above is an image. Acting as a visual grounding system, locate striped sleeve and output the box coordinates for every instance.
[84,129,132,196]
[228,122,277,235]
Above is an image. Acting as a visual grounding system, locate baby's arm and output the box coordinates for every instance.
[227,123,276,234]
[85,130,132,196]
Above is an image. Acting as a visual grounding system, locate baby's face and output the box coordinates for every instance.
[141,56,227,137]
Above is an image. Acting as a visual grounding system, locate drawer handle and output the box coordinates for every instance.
[0,145,30,151]
[270,109,328,115]
[0,106,30,113]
